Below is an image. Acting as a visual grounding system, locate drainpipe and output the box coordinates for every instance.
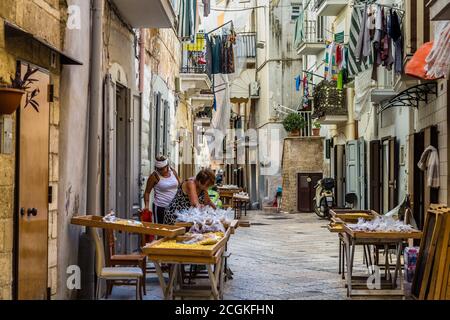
[139,29,145,92]
[87,0,103,216]
[78,0,103,300]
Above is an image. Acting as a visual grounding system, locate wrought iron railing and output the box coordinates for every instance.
[180,33,211,80]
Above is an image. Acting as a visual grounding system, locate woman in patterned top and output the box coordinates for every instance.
[164,169,217,225]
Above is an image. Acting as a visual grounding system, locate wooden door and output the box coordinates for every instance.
[297,173,322,212]
[369,140,381,213]
[334,145,345,207]
[17,64,50,299]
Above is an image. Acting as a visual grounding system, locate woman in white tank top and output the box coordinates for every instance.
[144,156,180,224]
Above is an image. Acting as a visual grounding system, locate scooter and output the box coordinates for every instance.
[313,178,335,219]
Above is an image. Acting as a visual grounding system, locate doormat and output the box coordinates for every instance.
[249,222,269,226]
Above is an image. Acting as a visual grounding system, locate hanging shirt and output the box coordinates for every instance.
[295,75,301,91]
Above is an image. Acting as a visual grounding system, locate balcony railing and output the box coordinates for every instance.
[180,33,211,80]
[236,32,256,59]
[299,111,313,136]
[302,19,325,44]
[296,18,326,55]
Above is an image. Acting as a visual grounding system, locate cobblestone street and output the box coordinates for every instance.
[110,210,367,300]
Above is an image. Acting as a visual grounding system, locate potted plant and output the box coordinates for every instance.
[0,64,40,115]
[283,113,305,136]
[312,120,321,136]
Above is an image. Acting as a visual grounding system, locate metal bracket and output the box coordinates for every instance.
[378,82,438,113]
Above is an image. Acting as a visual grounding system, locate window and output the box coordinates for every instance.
[291,4,301,21]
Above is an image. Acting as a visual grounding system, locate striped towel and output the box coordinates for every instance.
[348,7,372,78]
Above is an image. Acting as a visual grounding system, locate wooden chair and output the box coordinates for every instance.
[90,228,143,300]
[105,229,147,296]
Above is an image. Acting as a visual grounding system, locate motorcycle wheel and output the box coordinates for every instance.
[313,199,327,219]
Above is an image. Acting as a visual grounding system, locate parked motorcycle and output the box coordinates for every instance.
[313,178,335,219]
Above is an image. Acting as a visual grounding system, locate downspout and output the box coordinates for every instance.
[139,29,146,92]
[87,0,103,215]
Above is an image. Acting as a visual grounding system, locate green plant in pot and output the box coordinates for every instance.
[283,113,305,136]
[312,120,321,136]
[0,63,40,115]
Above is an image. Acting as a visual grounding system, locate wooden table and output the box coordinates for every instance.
[142,228,232,300]
[218,187,242,209]
[232,195,249,219]
[342,225,422,297]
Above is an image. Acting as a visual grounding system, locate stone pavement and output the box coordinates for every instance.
[109,210,387,300]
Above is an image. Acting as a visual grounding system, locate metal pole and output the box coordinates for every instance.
[87,0,103,216]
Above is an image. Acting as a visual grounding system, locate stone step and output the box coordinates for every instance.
[262,206,278,213]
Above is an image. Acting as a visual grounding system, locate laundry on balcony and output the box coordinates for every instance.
[349,3,405,79]
[207,31,237,75]
[178,0,199,42]
[425,21,450,79]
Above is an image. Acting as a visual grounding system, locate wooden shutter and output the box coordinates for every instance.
[369,140,381,213]
[388,137,398,210]
[359,137,367,210]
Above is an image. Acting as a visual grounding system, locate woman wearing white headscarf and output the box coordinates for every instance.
[144,156,180,224]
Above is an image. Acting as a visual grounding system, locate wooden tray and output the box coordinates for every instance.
[71,215,186,238]
[143,228,231,258]
[147,246,226,265]
[343,224,422,240]
[328,223,344,233]
[330,209,379,222]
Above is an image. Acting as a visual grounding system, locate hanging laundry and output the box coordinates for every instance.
[211,35,223,74]
[348,7,372,77]
[295,75,301,92]
[302,75,309,110]
[418,146,440,188]
[355,4,369,62]
[178,0,198,42]
[202,0,211,17]
[425,21,450,79]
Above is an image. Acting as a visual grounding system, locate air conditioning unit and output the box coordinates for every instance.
[249,82,260,97]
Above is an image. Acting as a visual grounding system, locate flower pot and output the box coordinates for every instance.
[0,88,25,115]
[312,128,321,136]
[289,129,300,136]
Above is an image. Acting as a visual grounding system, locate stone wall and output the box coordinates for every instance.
[281,137,324,213]
[0,0,65,299]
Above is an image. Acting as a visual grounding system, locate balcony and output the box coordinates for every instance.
[111,0,176,28]
[296,20,326,56]
[314,0,348,17]
[236,32,257,66]
[180,35,212,93]
[312,80,348,125]
[428,0,450,20]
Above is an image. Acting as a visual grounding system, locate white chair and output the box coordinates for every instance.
[90,228,143,300]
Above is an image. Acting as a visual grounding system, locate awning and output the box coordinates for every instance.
[378,82,438,113]
[4,21,83,66]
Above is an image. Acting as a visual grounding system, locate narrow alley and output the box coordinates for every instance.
[0,0,449,304]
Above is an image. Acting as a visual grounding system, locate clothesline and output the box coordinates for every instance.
[206,20,234,35]
[352,3,405,15]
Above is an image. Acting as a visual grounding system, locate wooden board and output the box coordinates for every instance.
[343,224,422,240]
[330,209,379,223]
[143,228,231,258]
[411,208,445,299]
[71,215,186,237]
[428,210,450,300]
